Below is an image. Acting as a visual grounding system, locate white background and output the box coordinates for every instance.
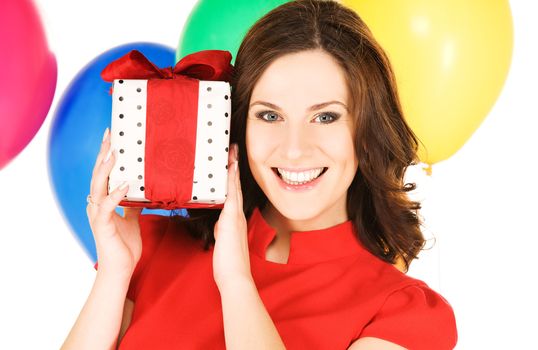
[0,0,536,349]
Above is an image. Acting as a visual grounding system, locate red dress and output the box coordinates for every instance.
[94,207,457,349]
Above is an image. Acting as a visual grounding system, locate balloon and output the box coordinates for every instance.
[341,0,513,167]
[47,43,185,263]
[0,0,57,170]
[176,0,290,64]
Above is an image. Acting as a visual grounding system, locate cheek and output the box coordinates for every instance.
[317,126,357,166]
[246,123,272,150]
[245,122,276,173]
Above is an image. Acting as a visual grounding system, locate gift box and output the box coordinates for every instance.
[101,49,234,210]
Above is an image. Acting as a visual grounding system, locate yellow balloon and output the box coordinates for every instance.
[341,0,513,165]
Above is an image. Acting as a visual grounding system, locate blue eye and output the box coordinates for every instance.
[313,112,340,124]
[256,110,281,122]
[255,110,341,124]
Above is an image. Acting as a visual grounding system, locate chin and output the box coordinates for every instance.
[268,199,326,222]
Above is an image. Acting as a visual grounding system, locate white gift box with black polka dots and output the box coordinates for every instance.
[107,79,231,206]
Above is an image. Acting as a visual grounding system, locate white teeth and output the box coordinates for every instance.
[276,167,324,185]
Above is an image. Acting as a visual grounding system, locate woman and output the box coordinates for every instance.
[62,0,457,349]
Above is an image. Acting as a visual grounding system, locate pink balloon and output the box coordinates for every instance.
[0,0,57,169]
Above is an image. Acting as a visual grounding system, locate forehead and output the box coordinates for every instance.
[250,49,349,108]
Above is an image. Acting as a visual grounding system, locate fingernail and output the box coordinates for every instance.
[234,144,239,159]
[103,148,114,163]
[234,160,238,172]
[102,128,110,143]
[119,181,129,190]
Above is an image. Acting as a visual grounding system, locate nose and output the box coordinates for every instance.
[279,123,313,161]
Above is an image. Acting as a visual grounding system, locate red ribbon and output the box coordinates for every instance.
[101,49,234,82]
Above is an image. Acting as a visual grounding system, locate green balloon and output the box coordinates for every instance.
[176,0,290,64]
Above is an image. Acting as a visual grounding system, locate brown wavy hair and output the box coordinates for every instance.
[170,0,426,272]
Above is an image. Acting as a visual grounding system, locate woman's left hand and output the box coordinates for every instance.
[212,143,253,291]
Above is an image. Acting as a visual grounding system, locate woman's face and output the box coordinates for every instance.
[245,49,358,222]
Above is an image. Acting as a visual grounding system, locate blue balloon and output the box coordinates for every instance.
[48,42,187,263]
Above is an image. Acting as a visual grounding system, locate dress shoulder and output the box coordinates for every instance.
[358,282,458,349]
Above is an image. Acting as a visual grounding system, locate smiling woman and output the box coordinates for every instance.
[61,1,457,349]
[158,0,456,348]
[170,0,457,348]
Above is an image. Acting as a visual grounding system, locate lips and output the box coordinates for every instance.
[271,167,328,181]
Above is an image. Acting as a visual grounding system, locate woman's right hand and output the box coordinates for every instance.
[86,128,143,276]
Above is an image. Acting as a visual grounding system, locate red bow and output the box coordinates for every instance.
[101,49,234,82]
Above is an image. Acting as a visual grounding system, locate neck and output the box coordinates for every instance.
[260,199,349,239]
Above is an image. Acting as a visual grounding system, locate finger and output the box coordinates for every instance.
[225,162,237,211]
[89,128,112,200]
[90,147,117,204]
[232,144,242,210]
[91,128,111,178]
[95,181,129,224]
[213,220,219,240]
[223,153,237,214]
[235,159,243,211]
[86,202,93,220]
[227,142,236,168]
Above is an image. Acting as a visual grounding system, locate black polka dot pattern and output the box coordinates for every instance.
[189,81,231,204]
[109,79,149,203]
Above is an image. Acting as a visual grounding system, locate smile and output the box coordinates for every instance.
[271,167,328,191]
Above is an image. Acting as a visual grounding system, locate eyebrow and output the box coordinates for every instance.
[249,100,349,113]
